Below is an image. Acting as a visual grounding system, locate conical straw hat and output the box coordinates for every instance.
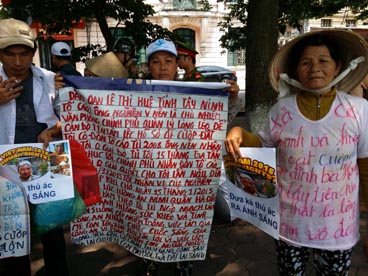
[85,52,128,79]
[269,29,368,94]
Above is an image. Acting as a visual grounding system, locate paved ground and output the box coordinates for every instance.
[30,211,368,276]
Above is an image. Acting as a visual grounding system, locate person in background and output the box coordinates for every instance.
[84,51,129,78]
[176,41,205,82]
[225,29,368,275]
[0,18,67,276]
[51,41,81,76]
[113,37,137,78]
[54,51,129,107]
[54,52,129,98]
[51,41,82,117]
[176,40,240,94]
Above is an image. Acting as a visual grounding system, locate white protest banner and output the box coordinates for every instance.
[0,176,30,259]
[0,141,74,204]
[59,76,229,262]
[220,147,279,239]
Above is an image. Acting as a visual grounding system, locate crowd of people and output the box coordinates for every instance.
[0,17,239,276]
[2,16,368,276]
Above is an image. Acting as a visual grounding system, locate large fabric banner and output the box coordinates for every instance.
[59,76,229,262]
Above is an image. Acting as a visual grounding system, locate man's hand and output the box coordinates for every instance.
[37,122,62,149]
[0,76,22,104]
[54,73,66,90]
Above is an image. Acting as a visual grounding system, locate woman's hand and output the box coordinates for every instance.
[224,79,240,99]
[0,76,22,105]
[225,126,243,161]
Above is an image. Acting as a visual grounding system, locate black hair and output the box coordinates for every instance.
[179,54,196,64]
[190,56,196,64]
[54,55,72,61]
[287,33,343,79]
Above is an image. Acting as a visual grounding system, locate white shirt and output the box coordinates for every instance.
[259,92,368,250]
[0,66,59,144]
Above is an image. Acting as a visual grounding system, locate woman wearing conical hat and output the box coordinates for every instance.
[225,29,368,275]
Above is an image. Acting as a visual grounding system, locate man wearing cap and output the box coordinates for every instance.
[18,160,37,181]
[0,18,68,276]
[51,41,81,76]
[176,40,205,82]
[113,37,137,78]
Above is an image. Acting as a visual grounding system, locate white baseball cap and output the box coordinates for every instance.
[51,41,71,56]
[18,160,32,171]
[146,39,177,60]
[0,18,35,49]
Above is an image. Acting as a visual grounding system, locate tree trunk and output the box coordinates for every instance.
[93,0,114,51]
[245,0,279,133]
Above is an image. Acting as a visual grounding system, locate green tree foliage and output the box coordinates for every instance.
[218,0,246,52]
[217,0,368,131]
[279,0,368,32]
[0,0,180,61]
[218,0,368,52]
[198,0,212,11]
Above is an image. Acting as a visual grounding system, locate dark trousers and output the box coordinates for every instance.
[0,227,68,276]
[0,254,31,276]
[41,227,69,276]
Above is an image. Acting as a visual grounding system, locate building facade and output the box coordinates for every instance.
[279,7,368,46]
[31,0,246,89]
[307,7,368,40]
